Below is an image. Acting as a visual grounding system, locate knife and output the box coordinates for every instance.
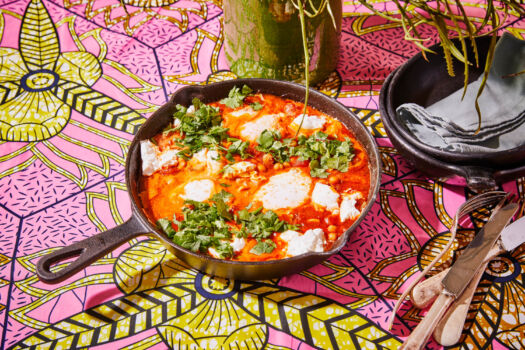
[400,200,519,350]
[431,214,525,346]
[411,214,525,309]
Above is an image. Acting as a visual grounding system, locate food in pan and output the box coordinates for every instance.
[139,86,370,261]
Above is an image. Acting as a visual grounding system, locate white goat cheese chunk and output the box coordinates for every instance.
[141,140,159,176]
[311,183,340,211]
[292,114,326,130]
[340,192,363,222]
[240,114,280,142]
[224,161,256,177]
[141,140,179,176]
[285,228,326,256]
[231,237,246,253]
[208,247,221,259]
[229,106,258,118]
[191,148,223,175]
[255,169,311,210]
[181,179,215,202]
[280,230,301,242]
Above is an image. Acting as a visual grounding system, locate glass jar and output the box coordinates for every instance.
[223,0,342,85]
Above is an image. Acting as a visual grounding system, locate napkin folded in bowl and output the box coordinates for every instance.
[396,32,525,153]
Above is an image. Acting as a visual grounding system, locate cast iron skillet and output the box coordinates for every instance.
[386,35,525,168]
[380,68,525,191]
[380,36,525,191]
[36,78,381,283]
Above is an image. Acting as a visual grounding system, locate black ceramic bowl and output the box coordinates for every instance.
[380,37,525,190]
[36,79,381,282]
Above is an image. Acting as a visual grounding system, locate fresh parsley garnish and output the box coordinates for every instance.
[250,239,277,255]
[256,130,293,163]
[236,208,296,240]
[256,130,354,177]
[220,85,253,108]
[167,98,228,159]
[225,138,250,162]
[157,218,176,237]
[156,194,235,258]
[292,132,354,178]
[250,102,263,111]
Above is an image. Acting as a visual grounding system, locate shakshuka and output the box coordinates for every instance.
[140,86,370,261]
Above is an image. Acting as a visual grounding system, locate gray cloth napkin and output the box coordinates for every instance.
[396,32,525,153]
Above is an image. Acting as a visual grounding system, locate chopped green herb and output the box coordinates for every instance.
[168,98,228,159]
[169,200,232,256]
[211,190,234,221]
[236,207,296,240]
[225,138,250,162]
[220,85,253,108]
[256,130,354,177]
[250,239,276,255]
[250,102,263,111]
[256,130,292,163]
[157,218,176,237]
[219,183,231,187]
[292,132,354,178]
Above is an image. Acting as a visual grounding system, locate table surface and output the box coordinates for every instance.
[0,0,524,349]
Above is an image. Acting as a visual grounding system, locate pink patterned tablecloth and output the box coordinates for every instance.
[0,0,524,349]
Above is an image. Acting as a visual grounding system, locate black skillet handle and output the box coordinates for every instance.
[460,166,497,193]
[36,215,149,284]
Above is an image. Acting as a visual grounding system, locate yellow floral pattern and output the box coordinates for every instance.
[0,0,524,349]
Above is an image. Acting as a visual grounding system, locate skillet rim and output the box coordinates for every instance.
[125,78,381,277]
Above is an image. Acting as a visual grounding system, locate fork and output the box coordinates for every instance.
[410,193,519,308]
[412,195,522,346]
[387,190,508,329]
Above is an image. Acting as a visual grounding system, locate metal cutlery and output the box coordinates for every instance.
[411,214,525,346]
[387,191,507,329]
[400,198,519,350]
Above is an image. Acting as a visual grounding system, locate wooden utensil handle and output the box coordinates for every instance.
[433,261,488,346]
[410,270,447,308]
[400,292,455,350]
[410,244,502,309]
[433,245,503,346]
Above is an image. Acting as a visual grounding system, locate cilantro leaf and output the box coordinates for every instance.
[236,208,294,240]
[291,132,354,178]
[256,130,292,163]
[169,98,229,159]
[211,190,234,220]
[250,240,276,255]
[225,138,250,162]
[250,102,263,111]
[220,85,253,108]
[157,218,176,237]
[165,200,234,258]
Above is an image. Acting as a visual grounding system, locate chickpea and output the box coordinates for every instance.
[192,162,205,171]
[177,159,186,169]
[273,163,283,170]
[328,225,337,233]
[262,153,274,167]
[328,174,339,185]
[328,233,337,241]
[283,161,290,168]
[257,164,266,172]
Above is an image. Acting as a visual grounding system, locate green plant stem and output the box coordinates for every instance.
[295,0,310,138]
[357,0,525,133]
